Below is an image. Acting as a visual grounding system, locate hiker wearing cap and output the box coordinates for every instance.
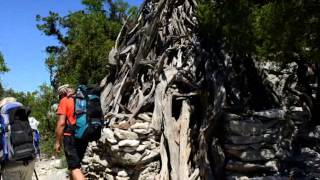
[55,84,86,180]
[0,97,37,180]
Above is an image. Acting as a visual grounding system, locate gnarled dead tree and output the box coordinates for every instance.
[83,0,320,179]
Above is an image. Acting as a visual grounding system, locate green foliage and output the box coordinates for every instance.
[37,0,137,87]
[0,51,10,97]
[0,52,9,73]
[31,0,137,156]
[197,0,320,62]
[1,84,58,156]
[40,137,56,157]
[251,0,320,61]
[198,0,255,56]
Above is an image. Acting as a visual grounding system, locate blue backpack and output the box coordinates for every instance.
[0,102,36,162]
[74,85,103,141]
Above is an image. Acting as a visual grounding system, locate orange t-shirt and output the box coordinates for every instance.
[57,96,76,125]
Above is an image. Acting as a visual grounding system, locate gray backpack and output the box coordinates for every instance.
[0,102,35,162]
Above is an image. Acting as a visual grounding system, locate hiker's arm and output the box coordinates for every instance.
[55,115,66,153]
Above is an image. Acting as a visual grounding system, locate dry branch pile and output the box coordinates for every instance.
[82,0,320,179]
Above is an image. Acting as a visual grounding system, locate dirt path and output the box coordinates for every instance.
[33,158,69,180]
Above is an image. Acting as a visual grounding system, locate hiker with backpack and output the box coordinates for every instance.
[0,97,37,180]
[55,84,103,180]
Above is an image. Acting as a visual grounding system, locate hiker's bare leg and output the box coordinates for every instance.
[71,168,85,180]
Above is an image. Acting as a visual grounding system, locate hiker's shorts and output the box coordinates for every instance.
[63,135,88,170]
[1,159,35,180]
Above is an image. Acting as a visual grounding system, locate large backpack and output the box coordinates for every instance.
[0,102,36,162]
[74,85,103,142]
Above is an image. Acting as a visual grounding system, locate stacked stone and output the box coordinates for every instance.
[82,120,160,180]
[256,61,320,179]
[223,110,290,179]
[223,108,320,179]
[282,115,320,179]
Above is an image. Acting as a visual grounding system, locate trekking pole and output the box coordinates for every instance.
[34,169,39,180]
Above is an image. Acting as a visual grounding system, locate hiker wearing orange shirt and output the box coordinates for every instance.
[55,84,87,180]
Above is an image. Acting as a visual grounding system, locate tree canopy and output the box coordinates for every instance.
[0,51,9,96]
[36,0,137,88]
[0,52,9,73]
[198,0,320,62]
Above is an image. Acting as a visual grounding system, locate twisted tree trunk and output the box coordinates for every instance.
[83,0,320,179]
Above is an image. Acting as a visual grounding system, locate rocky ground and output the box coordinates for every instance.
[32,158,68,180]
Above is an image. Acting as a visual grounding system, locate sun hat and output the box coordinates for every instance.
[57,84,70,96]
[0,97,17,108]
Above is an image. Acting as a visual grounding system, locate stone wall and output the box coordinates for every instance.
[83,120,161,180]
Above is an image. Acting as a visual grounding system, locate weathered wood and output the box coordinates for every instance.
[151,67,178,131]
[128,79,156,123]
[159,134,169,180]
[178,100,192,180]
[112,71,129,113]
[84,0,320,179]
[162,93,180,180]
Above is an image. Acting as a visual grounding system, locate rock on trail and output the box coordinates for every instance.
[32,158,68,180]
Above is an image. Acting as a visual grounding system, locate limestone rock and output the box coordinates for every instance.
[226,149,275,162]
[137,144,148,152]
[253,109,285,119]
[114,128,139,140]
[104,173,114,180]
[115,176,129,180]
[117,170,128,177]
[118,139,140,147]
[140,149,160,163]
[119,152,142,165]
[226,120,264,136]
[132,128,150,135]
[122,146,137,153]
[226,134,273,145]
[137,161,161,180]
[225,160,278,173]
[111,144,120,151]
[130,122,150,129]
[100,128,117,144]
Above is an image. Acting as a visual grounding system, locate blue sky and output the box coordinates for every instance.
[0,0,142,92]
